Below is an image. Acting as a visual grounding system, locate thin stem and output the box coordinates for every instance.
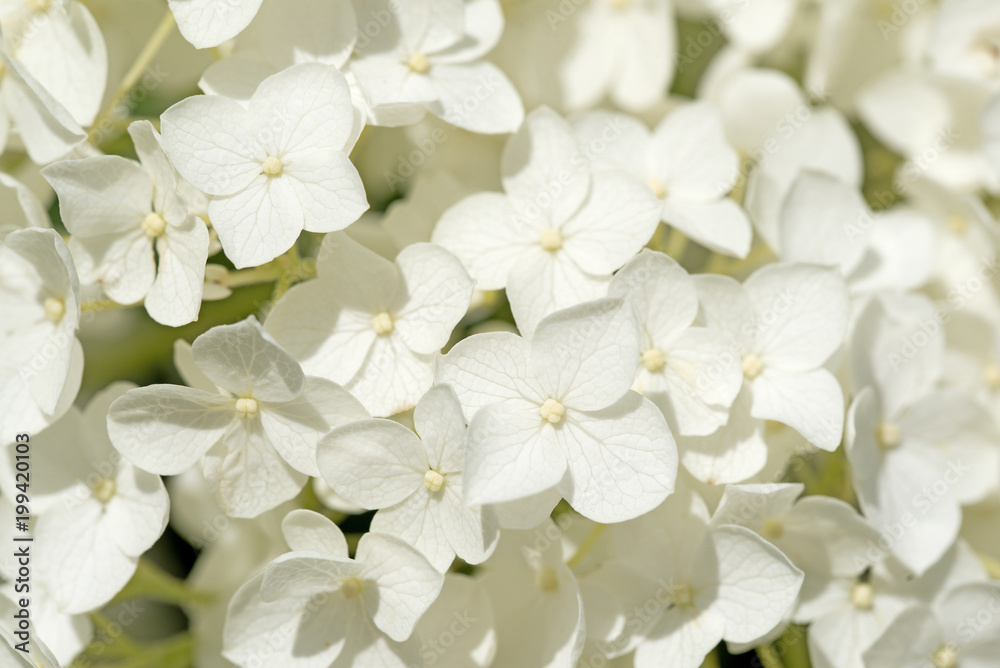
[81,298,132,313]
[88,10,176,143]
[110,557,214,607]
[756,643,785,668]
[566,524,606,571]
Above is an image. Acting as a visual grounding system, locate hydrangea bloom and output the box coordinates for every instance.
[107,316,367,517]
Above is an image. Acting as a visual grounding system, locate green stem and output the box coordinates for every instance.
[756,643,785,668]
[110,558,214,607]
[88,10,176,143]
[566,524,606,571]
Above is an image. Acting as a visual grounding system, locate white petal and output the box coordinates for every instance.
[106,385,234,475]
[261,376,367,477]
[558,392,677,523]
[318,418,426,509]
[35,501,136,614]
[357,532,445,642]
[207,418,307,518]
[750,368,845,450]
[507,249,611,338]
[413,384,467,472]
[42,156,151,236]
[649,102,739,200]
[779,171,870,275]
[432,192,534,290]
[192,316,305,401]
[145,217,209,327]
[699,525,803,644]
[160,94,261,196]
[609,249,698,342]
[501,106,589,225]
[432,61,524,134]
[560,170,661,276]
[530,297,640,411]
[169,0,264,48]
[106,462,170,557]
[208,175,304,268]
[281,509,349,558]
[464,400,567,507]
[393,243,474,355]
[744,262,849,371]
[435,331,541,419]
[661,197,752,259]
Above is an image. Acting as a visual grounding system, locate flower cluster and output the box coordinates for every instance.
[2,1,1000,667]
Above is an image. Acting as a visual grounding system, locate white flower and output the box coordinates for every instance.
[43,121,210,326]
[0,228,82,442]
[694,262,849,450]
[160,62,368,268]
[863,582,1000,668]
[168,0,264,49]
[0,499,91,664]
[778,171,937,293]
[571,103,752,257]
[800,542,987,668]
[608,491,803,668]
[224,512,444,668]
[107,316,368,517]
[0,0,106,129]
[556,0,674,111]
[700,0,797,54]
[927,0,1000,85]
[857,72,997,194]
[0,383,169,614]
[744,106,863,252]
[198,0,358,103]
[609,249,743,437]
[0,42,85,163]
[437,297,678,523]
[477,517,585,668]
[846,298,996,576]
[318,384,499,572]
[432,106,660,336]
[349,0,523,133]
[265,232,474,417]
[710,483,880,626]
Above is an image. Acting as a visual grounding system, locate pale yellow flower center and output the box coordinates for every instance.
[142,212,167,238]
[876,421,901,450]
[423,469,445,492]
[235,397,259,419]
[642,348,666,372]
[646,177,667,199]
[261,156,283,176]
[539,399,565,424]
[932,644,959,668]
[983,361,1000,390]
[947,214,967,235]
[407,52,431,74]
[850,581,875,610]
[43,296,65,323]
[671,581,695,608]
[340,577,363,599]
[539,228,563,252]
[27,0,49,12]
[372,311,394,335]
[742,354,763,380]
[92,477,116,504]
